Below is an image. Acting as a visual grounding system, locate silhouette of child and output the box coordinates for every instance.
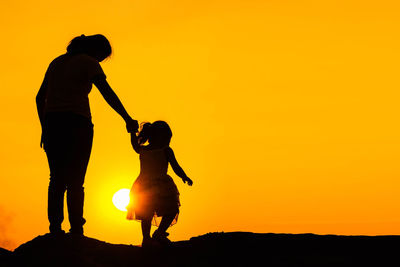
[126,121,193,247]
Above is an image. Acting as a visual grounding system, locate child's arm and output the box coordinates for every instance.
[165,147,193,186]
[130,132,141,154]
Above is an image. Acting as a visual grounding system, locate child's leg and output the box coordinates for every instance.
[141,218,152,241]
[157,213,177,234]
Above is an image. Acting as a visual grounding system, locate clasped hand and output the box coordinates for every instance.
[126,118,139,133]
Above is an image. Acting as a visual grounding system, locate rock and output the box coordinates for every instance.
[2,232,400,266]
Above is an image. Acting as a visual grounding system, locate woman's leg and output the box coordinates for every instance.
[66,120,93,235]
[47,175,67,233]
[44,118,71,233]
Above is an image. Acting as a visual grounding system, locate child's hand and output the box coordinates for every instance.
[182,177,193,186]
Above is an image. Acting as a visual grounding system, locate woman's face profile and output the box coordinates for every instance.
[91,51,106,62]
[86,46,108,62]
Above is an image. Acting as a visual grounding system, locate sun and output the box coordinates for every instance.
[112,188,131,212]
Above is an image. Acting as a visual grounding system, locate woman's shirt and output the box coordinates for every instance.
[44,53,106,119]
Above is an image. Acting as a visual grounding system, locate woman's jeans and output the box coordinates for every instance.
[43,112,93,234]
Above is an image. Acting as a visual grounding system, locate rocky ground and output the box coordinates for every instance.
[1,232,400,266]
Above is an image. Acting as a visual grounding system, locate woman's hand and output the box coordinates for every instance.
[126,118,139,133]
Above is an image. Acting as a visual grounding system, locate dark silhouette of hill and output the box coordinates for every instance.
[2,232,400,266]
[0,248,12,266]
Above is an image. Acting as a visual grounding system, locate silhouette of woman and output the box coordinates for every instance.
[36,34,138,235]
[126,121,193,246]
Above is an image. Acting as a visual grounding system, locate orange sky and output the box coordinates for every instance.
[1,0,400,250]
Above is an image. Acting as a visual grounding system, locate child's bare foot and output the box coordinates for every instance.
[141,237,160,248]
[152,229,172,245]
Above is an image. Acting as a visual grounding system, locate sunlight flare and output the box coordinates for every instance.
[112,189,130,212]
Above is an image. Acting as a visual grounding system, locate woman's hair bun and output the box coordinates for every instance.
[67,34,112,61]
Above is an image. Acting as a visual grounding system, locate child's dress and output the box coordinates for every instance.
[126,147,180,226]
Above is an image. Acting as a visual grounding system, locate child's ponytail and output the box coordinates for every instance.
[138,122,152,145]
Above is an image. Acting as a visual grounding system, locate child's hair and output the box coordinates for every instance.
[137,122,152,145]
[138,121,172,146]
[67,34,112,62]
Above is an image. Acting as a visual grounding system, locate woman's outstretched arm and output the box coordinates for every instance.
[165,147,193,186]
[93,76,138,133]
